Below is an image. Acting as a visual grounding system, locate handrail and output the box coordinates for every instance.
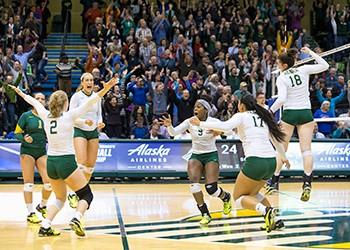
[60,7,70,55]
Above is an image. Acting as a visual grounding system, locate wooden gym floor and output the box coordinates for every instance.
[1,182,350,250]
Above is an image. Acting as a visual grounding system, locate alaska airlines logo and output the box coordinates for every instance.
[81,208,350,249]
[127,144,171,157]
[319,143,350,157]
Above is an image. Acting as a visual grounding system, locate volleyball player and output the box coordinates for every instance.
[67,73,104,208]
[190,93,290,232]
[10,77,117,237]
[160,96,232,226]
[14,93,52,223]
[267,47,329,201]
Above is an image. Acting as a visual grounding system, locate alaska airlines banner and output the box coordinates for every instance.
[0,140,349,173]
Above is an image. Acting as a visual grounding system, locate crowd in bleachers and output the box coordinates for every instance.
[0,0,350,139]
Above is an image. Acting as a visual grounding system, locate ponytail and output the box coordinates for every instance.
[278,48,298,70]
[240,92,285,142]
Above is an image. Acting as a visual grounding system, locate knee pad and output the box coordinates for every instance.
[235,196,244,209]
[79,164,95,174]
[302,150,312,157]
[43,183,52,191]
[190,183,201,194]
[52,199,64,210]
[75,184,94,209]
[205,182,221,197]
[24,183,34,192]
[256,193,265,202]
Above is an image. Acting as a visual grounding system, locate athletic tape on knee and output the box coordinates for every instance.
[52,199,64,210]
[205,182,221,197]
[76,184,94,209]
[79,164,95,174]
[24,183,34,192]
[235,196,244,209]
[190,183,201,194]
[302,150,312,157]
[43,183,52,191]
[256,193,265,202]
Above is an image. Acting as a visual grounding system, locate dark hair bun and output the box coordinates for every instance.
[287,48,298,59]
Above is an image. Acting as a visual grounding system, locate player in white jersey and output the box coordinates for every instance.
[267,47,329,201]
[67,73,104,208]
[190,93,290,232]
[10,77,117,237]
[160,96,232,226]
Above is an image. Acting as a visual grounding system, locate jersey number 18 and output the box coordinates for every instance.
[289,75,302,87]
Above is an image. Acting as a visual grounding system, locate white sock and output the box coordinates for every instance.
[255,203,267,215]
[41,218,52,229]
[40,199,48,207]
[74,211,83,220]
[304,172,312,176]
[26,203,34,214]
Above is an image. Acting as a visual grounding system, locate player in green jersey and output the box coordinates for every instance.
[15,93,52,224]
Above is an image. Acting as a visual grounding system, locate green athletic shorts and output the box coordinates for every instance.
[242,156,277,181]
[73,127,99,140]
[20,146,46,160]
[189,151,219,166]
[47,155,78,180]
[281,109,314,126]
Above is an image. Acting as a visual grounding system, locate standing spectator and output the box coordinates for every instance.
[85,1,102,30]
[54,53,73,97]
[80,0,92,38]
[0,71,23,131]
[127,76,150,107]
[104,95,124,138]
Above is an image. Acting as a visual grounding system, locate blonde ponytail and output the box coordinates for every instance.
[48,90,68,118]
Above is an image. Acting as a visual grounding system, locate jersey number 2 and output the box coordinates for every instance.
[50,121,57,134]
[289,75,302,87]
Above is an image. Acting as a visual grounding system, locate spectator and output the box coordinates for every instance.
[313,101,335,137]
[127,76,150,106]
[315,82,346,116]
[149,124,166,139]
[313,123,326,139]
[104,95,124,138]
[54,53,73,97]
[233,82,249,101]
[130,115,149,139]
[332,121,350,138]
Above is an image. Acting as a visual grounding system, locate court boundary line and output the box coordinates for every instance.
[113,187,129,250]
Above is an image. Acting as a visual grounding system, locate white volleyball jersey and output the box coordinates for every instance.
[200,111,276,158]
[270,51,329,113]
[24,94,102,156]
[70,91,102,131]
[168,117,222,154]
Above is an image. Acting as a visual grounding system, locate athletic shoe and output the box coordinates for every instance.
[265,182,279,195]
[260,219,285,231]
[69,217,85,237]
[263,207,277,233]
[301,184,311,202]
[36,204,47,218]
[68,193,79,208]
[27,212,41,224]
[38,227,60,237]
[199,214,212,226]
[223,193,232,215]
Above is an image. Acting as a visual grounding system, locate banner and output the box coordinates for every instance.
[0,140,349,174]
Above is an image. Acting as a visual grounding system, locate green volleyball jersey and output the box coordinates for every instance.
[15,110,47,149]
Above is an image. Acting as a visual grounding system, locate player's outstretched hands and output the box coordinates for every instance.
[159,115,172,127]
